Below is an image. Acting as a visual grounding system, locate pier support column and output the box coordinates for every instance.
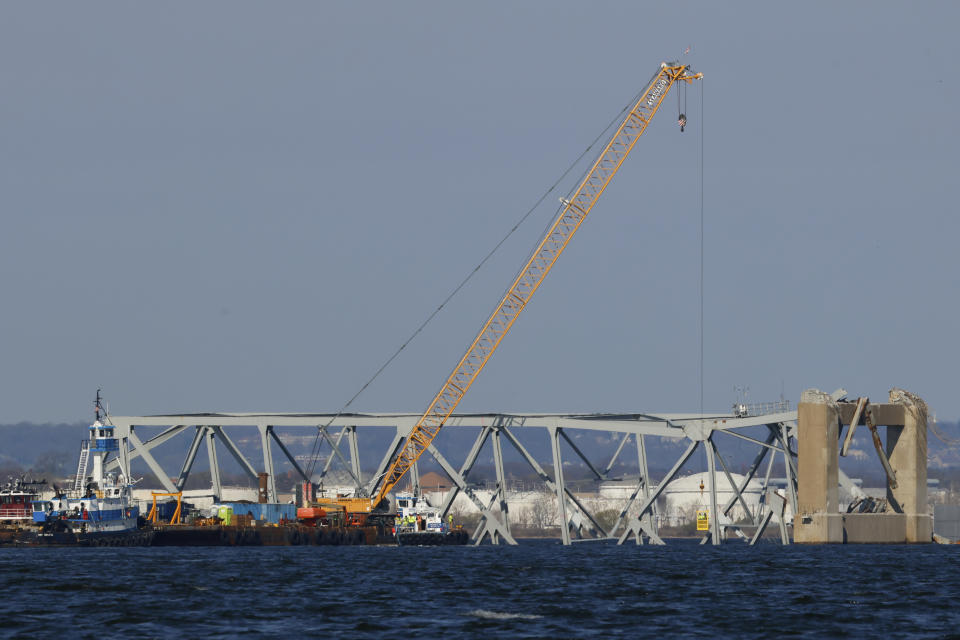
[794,392,843,543]
[888,389,932,543]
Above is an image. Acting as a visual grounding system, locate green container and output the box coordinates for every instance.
[218,505,233,525]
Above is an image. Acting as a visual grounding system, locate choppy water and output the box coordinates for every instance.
[1,539,958,638]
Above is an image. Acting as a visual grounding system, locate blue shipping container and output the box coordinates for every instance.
[220,502,297,524]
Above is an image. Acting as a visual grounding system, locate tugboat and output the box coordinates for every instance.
[17,391,151,547]
[394,493,468,546]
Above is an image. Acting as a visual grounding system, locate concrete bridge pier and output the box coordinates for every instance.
[794,388,931,544]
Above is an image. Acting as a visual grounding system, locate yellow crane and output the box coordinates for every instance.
[371,61,702,508]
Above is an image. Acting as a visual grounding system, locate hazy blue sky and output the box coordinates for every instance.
[1,2,958,423]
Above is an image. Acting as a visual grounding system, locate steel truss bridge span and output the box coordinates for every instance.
[101,405,839,546]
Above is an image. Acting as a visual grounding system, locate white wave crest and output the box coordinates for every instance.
[464,609,543,620]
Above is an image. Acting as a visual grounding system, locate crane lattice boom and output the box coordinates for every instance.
[373,62,702,507]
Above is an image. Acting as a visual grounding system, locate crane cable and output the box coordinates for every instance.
[696,59,707,499]
[303,74,663,481]
[699,78,705,425]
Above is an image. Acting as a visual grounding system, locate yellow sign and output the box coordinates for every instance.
[696,509,709,531]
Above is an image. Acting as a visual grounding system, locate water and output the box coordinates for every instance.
[1,539,958,638]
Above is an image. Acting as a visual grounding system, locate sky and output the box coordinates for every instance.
[1,2,958,424]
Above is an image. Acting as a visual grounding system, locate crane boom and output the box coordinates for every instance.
[373,62,702,507]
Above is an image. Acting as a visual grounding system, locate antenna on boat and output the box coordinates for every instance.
[93,388,113,425]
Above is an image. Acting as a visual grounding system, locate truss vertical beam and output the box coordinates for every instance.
[778,425,799,517]
[258,424,277,502]
[114,422,131,482]
[410,460,421,496]
[347,425,363,489]
[635,433,660,543]
[491,428,511,539]
[549,426,571,545]
[205,426,222,500]
[706,433,721,545]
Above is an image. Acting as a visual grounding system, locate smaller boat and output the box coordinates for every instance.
[0,477,46,524]
[394,492,468,546]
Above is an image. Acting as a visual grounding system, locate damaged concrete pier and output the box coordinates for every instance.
[794,388,931,544]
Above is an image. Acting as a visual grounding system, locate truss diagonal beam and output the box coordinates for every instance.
[318,426,361,488]
[321,426,349,476]
[711,438,754,524]
[176,426,205,490]
[127,429,177,493]
[438,427,491,516]
[559,429,606,481]
[715,428,776,517]
[105,424,189,472]
[269,429,311,483]
[211,426,259,480]
[603,432,631,476]
[426,442,516,545]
